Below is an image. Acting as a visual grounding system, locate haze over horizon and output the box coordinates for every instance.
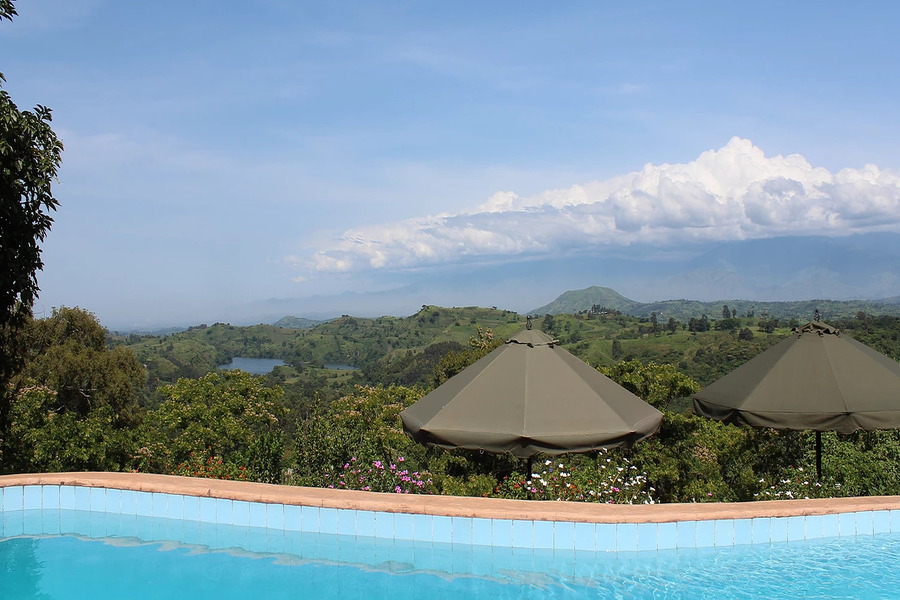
[3,2,900,330]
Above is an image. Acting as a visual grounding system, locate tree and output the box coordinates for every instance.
[4,308,144,473]
[666,317,678,335]
[722,305,731,320]
[0,1,65,456]
[137,370,287,483]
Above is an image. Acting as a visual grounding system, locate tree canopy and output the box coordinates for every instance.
[1,0,64,454]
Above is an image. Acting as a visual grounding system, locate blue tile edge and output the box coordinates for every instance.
[1,483,896,553]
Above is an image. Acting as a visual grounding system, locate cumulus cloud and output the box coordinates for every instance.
[299,138,900,274]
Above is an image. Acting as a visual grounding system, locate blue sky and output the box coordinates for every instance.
[3,1,900,329]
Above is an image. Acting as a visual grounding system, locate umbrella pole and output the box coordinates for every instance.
[525,457,533,478]
[815,431,822,480]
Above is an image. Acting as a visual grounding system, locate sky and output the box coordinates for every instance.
[3,1,900,329]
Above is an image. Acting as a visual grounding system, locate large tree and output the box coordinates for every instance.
[0,1,64,450]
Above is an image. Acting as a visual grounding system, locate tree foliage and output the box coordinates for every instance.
[3,308,143,473]
[137,370,287,483]
[1,0,64,461]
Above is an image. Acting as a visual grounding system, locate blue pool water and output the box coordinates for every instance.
[3,509,900,599]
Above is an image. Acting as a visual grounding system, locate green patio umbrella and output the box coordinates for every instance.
[401,328,662,459]
[693,320,900,478]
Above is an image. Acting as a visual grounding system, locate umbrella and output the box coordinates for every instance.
[693,320,900,478]
[401,328,663,459]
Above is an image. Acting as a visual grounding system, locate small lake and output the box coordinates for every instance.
[217,357,286,375]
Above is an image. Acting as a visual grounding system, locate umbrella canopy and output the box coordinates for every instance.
[693,321,900,434]
[401,328,662,458]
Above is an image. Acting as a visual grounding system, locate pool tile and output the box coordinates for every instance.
[42,485,60,510]
[284,504,302,532]
[60,510,76,533]
[586,523,609,552]
[374,511,394,539]
[823,513,840,538]
[3,486,23,511]
[412,514,433,542]
[715,519,735,546]
[90,488,107,513]
[300,506,319,532]
[857,511,874,535]
[657,522,677,550]
[24,510,42,535]
[75,486,91,511]
[151,492,168,518]
[433,515,452,544]
[770,517,788,542]
[617,523,638,552]
[183,495,200,521]
[249,502,267,528]
[751,517,770,544]
[471,517,491,546]
[511,519,531,548]
[59,486,76,510]
[395,513,414,541]
[490,518,511,547]
[891,510,900,532]
[554,521,575,550]
[873,510,891,534]
[533,520,554,550]
[787,516,805,541]
[695,520,716,548]
[805,515,823,540]
[356,510,376,538]
[319,507,338,535]
[337,508,356,537]
[839,512,856,536]
[42,510,60,535]
[267,503,285,530]
[574,522,598,552]
[248,528,269,553]
[182,520,201,545]
[733,518,752,546]
[217,498,234,525]
[135,491,153,517]
[637,523,658,552]
[24,485,42,510]
[232,500,250,526]
[677,521,698,549]
[199,497,217,523]
[165,494,184,520]
[5,512,24,537]
[105,488,122,514]
[72,512,91,537]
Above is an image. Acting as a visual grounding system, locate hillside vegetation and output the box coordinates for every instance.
[531,286,900,322]
[9,304,900,505]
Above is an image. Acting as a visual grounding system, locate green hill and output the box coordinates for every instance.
[530,286,639,315]
[273,316,324,329]
[531,286,900,322]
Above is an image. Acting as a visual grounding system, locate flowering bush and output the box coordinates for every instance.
[168,449,250,481]
[492,450,655,504]
[320,456,435,494]
[754,466,841,500]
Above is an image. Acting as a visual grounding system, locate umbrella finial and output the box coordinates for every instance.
[526,316,533,330]
[814,308,820,322]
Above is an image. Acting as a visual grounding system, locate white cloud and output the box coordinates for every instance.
[300,138,900,274]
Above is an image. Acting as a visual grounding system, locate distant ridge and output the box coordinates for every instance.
[530,286,639,316]
[530,286,900,321]
[273,316,324,329]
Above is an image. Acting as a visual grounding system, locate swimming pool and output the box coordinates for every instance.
[3,474,900,599]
